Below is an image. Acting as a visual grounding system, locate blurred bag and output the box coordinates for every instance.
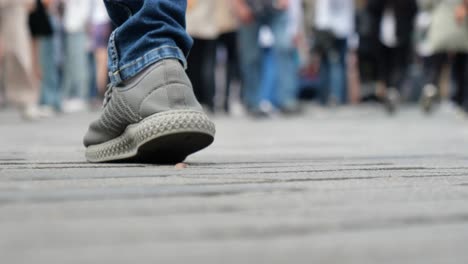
[428,3,468,53]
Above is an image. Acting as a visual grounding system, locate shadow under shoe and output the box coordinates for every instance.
[83,59,216,164]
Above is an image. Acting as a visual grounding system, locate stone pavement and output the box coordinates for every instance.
[1,105,468,264]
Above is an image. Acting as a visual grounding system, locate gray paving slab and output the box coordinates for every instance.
[1,105,468,264]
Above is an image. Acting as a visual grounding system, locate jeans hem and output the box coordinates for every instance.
[109,45,187,85]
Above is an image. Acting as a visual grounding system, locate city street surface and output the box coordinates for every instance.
[1,105,468,264]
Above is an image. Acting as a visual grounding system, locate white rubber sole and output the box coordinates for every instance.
[85,110,215,163]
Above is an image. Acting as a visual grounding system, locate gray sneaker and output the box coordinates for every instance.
[83,59,216,163]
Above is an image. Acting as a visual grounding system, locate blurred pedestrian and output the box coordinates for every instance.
[62,0,91,113]
[419,0,468,114]
[216,0,241,114]
[186,0,219,112]
[0,0,43,119]
[187,0,241,114]
[234,0,300,115]
[91,0,111,98]
[369,0,418,113]
[29,0,61,114]
[312,0,355,105]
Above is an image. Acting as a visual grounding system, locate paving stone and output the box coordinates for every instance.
[0,106,468,263]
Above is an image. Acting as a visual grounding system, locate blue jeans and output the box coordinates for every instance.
[319,38,348,104]
[39,36,61,110]
[238,11,298,109]
[259,48,276,103]
[104,0,192,85]
[63,32,89,100]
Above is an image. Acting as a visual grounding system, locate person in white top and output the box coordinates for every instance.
[314,0,355,39]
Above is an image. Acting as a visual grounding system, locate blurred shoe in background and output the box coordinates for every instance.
[420,84,438,114]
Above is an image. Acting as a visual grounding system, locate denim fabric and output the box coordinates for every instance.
[259,48,276,103]
[104,0,192,85]
[319,38,347,104]
[39,36,61,110]
[238,11,298,109]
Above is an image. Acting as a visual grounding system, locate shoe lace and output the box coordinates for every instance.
[103,84,114,108]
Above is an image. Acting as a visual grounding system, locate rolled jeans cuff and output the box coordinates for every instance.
[108,44,187,85]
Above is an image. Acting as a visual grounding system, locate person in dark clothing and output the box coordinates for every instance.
[419,0,468,114]
[29,0,61,113]
[186,38,217,113]
[217,31,241,114]
[366,0,418,113]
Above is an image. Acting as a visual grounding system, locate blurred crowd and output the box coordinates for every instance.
[0,0,111,119]
[1,0,468,120]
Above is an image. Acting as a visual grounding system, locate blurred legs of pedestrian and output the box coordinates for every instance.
[271,14,299,113]
[0,33,4,107]
[0,3,41,120]
[378,43,412,114]
[87,50,98,104]
[217,31,241,114]
[239,11,298,114]
[187,38,217,113]
[62,32,89,113]
[379,45,411,91]
[258,47,277,114]
[238,21,261,111]
[421,53,468,113]
[39,35,61,112]
[92,22,112,98]
[319,38,347,105]
[83,0,215,163]
[452,54,468,109]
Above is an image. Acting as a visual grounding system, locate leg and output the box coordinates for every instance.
[199,39,217,112]
[95,47,109,96]
[83,0,215,163]
[390,44,411,91]
[259,48,277,104]
[238,20,261,110]
[423,53,446,87]
[453,53,467,108]
[378,45,400,113]
[0,5,37,108]
[319,51,331,105]
[39,36,60,109]
[270,11,299,110]
[187,38,216,112]
[62,33,76,100]
[420,53,446,113]
[222,31,241,113]
[104,0,192,84]
[76,32,90,101]
[94,22,112,96]
[186,38,204,104]
[329,38,348,104]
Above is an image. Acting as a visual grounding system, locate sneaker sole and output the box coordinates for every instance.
[85,110,215,163]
